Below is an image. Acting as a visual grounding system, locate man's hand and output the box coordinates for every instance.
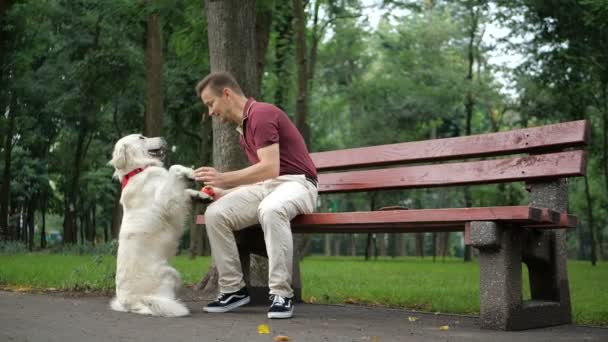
[194,166,229,188]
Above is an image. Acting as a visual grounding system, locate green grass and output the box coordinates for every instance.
[0,254,606,326]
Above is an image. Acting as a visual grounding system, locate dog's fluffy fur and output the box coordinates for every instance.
[108,134,209,317]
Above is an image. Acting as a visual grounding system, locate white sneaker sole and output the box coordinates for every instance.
[203,296,251,313]
[268,307,294,319]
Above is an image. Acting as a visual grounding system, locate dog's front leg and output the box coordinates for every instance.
[185,189,213,203]
[169,165,195,181]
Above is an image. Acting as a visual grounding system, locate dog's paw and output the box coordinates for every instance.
[169,165,195,181]
[185,189,213,203]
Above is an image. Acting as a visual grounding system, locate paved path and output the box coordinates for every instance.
[1,291,606,342]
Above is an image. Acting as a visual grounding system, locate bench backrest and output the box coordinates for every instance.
[310,120,589,194]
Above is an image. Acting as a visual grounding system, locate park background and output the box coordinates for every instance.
[0,0,606,326]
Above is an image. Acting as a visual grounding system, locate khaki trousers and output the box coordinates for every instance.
[204,174,318,298]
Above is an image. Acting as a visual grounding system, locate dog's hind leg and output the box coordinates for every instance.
[110,297,128,312]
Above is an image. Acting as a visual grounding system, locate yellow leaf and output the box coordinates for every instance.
[13,286,33,292]
[408,316,419,322]
[258,324,270,335]
[371,337,381,342]
[274,335,291,342]
[439,325,450,331]
[308,296,317,304]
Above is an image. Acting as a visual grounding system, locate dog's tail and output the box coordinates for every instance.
[110,296,190,317]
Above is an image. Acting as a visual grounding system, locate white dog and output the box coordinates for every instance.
[108,134,210,317]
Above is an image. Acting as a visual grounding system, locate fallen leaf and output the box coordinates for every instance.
[258,324,270,335]
[308,296,317,304]
[408,316,419,322]
[371,337,381,342]
[274,335,290,341]
[344,297,358,304]
[439,325,449,331]
[13,286,33,292]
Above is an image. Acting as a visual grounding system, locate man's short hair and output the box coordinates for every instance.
[195,72,245,97]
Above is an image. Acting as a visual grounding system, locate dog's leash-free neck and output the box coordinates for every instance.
[121,167,147,189]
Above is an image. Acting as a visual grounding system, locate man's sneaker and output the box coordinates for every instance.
[267,295,294,319]
[203,287,250,313]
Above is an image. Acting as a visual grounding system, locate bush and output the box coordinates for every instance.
[0,241,29,254]
[47,241,118,255]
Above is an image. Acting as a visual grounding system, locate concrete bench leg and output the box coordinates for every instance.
[470,221,571,330]
[470,221,522,330]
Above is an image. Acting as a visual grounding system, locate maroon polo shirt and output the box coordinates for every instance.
[239,98,317,183]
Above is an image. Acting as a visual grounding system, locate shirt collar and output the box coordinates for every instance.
[237,98,256,135]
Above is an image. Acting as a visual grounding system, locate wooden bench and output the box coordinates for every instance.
[196,120,589,330]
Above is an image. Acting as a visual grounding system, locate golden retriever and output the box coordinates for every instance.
[108,134,210,317]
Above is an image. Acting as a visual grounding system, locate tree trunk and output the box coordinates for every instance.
[350,234,357,256]
[601,81,607,259]
[332,235,341,256]
[272,1,293,109]
[0,101,15,240]
[254,2,273,92]
[379,233,387,256]
[415,233,425,258]
[26,200,35,251]
[199,0,261,300]
[110,183,122,239]
[462,4,480,263]
[40,192,47,249]
[90,203,97,244]
[62,130,88,244]
[307,0,321,90]
[144,1,164,137]
[293,0,310,145]
[396,233,406,256]
[324,234,332,256]
[584,175,598,266]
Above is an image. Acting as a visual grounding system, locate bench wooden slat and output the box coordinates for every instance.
[317,150,586,193]
[196,206,572,233]
[311,120,589,171]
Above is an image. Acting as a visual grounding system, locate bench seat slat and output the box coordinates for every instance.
[311,120,589,171]
[195,206,576,233]
[317,150,585,193]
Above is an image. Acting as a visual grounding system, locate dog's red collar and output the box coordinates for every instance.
[121,167,147,189]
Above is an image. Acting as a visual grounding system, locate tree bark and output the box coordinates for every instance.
[40,192,47,249]
[601,81,607,259]
[350,234,357,256]
[62,130,90,244]
[26,200,35,251]
[584,175,598,266]
[379,233,387,256]
[293,0,310,145]
[0,101,15,240]
[272,1,294,109]
[324,234,332,256]
[144,1,164,137]
[254,2,273,93]
[110,183,122,239]
[462,5,479,263]
[415,233,425,258]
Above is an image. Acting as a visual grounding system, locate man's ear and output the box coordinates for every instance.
[109,144,128,170]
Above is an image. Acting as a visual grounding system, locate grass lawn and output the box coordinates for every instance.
[0,254,606,326]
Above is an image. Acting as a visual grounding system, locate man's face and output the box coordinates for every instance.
[201,87,231,124]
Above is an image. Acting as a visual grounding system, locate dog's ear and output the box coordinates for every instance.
[109,143,128,170]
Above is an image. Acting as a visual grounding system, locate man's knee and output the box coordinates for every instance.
[257,201,288,224]
[204,202,228,227]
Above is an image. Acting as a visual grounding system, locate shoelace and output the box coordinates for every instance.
[269,295,286,306]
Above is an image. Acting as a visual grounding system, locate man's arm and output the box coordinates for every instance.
[194,143,280,188]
